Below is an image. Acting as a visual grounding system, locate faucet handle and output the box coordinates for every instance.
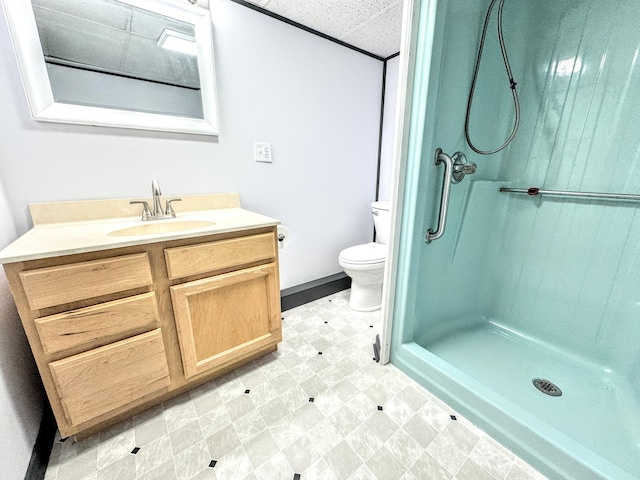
[165,198,182,217]
[130,201,152,221]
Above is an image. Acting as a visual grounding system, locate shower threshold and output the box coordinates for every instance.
[412,319,640,479]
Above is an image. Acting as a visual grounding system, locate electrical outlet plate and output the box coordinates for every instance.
[254,142,272,163]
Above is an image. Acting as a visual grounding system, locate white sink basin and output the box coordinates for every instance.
[108,220,215,237]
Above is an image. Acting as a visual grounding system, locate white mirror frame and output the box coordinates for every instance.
[1,0,221,136]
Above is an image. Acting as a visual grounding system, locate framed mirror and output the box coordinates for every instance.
[1,0,220,135]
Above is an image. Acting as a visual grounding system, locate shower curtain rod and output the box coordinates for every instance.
[499,186,640,203]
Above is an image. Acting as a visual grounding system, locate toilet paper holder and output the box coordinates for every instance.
[276,225,290,249]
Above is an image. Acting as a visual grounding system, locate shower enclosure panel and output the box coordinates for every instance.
[390,0,640,479]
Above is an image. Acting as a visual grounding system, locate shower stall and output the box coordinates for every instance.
[389,0,640,479]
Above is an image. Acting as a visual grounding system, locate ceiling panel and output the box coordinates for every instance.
[341,2,403,58]
[243,0,403,59]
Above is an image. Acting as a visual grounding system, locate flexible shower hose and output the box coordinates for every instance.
[464,0,520,155]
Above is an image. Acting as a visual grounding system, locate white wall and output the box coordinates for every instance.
[0,174,44,480]
[0,0,383,476]
[378,54,400,202]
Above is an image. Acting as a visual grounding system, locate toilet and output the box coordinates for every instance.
[339,201,390,311]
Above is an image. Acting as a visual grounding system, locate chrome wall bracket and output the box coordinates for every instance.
[452,152,477,184]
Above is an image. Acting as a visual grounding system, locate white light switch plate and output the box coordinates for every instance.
[254,142,272,163]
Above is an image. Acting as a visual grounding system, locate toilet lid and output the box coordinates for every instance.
[339,242,387,265]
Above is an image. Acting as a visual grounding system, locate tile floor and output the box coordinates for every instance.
[44,290,548,480]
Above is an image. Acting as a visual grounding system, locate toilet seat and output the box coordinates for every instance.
[339,242,386,265]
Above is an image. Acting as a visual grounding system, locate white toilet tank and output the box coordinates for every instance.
[372,201,391,245]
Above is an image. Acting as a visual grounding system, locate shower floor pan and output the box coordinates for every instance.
[404,319,640,479]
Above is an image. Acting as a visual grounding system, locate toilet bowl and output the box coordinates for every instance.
[339,201,390,311]
[339,242,387,311]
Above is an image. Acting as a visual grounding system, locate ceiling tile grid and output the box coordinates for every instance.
[341,1,403,58]
[242,0,403,58]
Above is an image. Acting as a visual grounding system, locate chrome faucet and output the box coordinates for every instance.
[151,179,163,217]
[130,180,181,221]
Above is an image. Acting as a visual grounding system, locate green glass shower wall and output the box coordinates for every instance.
[406,0,640,382]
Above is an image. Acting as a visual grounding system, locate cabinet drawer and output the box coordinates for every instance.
[49,329,170,427]
[20,253,153,310]
[35,292,159,355]
[164,233,276,280]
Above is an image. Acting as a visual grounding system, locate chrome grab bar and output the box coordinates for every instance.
[426,149,454,243]
[499,186,640,203]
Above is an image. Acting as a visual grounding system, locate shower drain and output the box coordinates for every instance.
[532,378,563,397]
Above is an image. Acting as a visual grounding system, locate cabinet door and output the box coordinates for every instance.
[171,263,281,378]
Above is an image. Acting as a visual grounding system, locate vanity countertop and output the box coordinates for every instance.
[0,193,280,263]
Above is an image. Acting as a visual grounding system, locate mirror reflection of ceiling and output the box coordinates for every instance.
[31,0,200,89]
[242,0,404,59]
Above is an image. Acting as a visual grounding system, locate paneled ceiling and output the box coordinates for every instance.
[240,0,404,59]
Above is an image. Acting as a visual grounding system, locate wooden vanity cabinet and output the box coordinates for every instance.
[3,226,281,438]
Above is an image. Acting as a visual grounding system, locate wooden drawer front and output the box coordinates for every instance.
[20,253,153,310]
[171,263,281,378]
[35,292,159,356]
[164,233,275,280]
[49,329,170,427]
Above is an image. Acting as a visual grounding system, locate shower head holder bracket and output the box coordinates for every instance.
[452,152,477,184]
